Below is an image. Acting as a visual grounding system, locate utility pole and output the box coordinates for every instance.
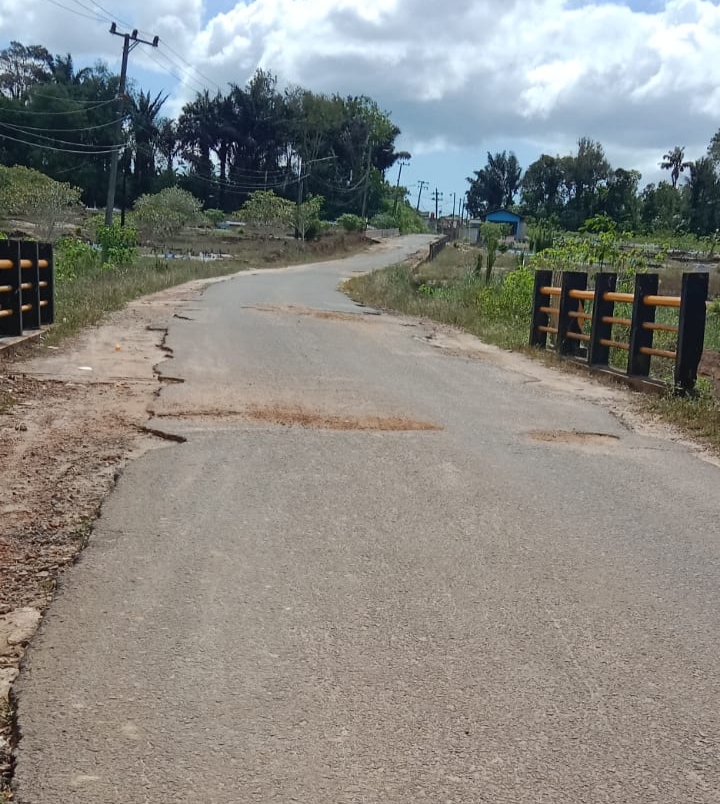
[296,155,334,238]
[451,192,457,219]
[392,156,410,215]
[105,24,159,227]
[360,139,373,223]
[296,156,304,208]
[415,180,428,212]
[431,188,443,232]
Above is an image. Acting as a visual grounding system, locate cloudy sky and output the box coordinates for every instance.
[1,0,720,213]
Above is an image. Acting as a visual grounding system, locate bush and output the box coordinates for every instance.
[370,212,397,230]
[94,223,138,267]
[133,187,204,245]
[55,237,99,281]
[237,190,295,238]
[337,213,366,233]
[471,266,534,322]
[0,165,82,242]
[295,195,324,241]
[204,208,226,227]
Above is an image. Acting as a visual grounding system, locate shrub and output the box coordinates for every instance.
[337,213,366,233]
[55,237,99,281]
[204,208,226,227]
[237,190,295,238]
[0,165,82,242]
[133,187,204,244]
[370,212,397,230]
[295,195,324,241]
[94,223,138,266]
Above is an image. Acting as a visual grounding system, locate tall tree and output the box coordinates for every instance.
[0,41,53,99]
[558,137,610,228]
[600,168,642,230]
[660,146,692,189]
[520,154,564,218]
[466,150,522,216]
[708,130,720,166]
[686,157,720,235]
[156,118,179,174]
[640,181,685,233]
[131,90,167,198]
[177,90,218,204]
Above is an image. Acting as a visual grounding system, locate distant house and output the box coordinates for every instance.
[484,209,526,240]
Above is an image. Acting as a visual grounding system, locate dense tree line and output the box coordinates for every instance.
[467,136,720,236]
[0,41,405,219]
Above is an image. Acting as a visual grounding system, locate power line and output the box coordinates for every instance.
[81,0,131,27]
[0,131,120,154]
[144,49,208,97]
[41,0,106,22]
[0,117,122,134]
[157,41,222,95]
[70,0,115,22]
[0,122,121,149]
[0,98,117,115]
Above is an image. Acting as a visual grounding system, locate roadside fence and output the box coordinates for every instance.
[428,235,450,262]
[0,240,54,339]
[530,270,708,393]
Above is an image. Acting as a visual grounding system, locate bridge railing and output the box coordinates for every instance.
[0,240,54,339]
[530,270,708,393]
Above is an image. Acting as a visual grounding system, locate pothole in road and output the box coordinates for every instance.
[527,429,620,446]
[242,304,374,323]
[245,406,441,430]
[159,405,442,431]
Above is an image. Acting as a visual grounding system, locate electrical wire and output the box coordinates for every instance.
[0,117,122,134]
[78,0,131,27]
[157,41,222,95]
[0,98,118,115]
[171,167,294,193]
[41,0,106,22]
[143,49,208,97]
[0,131,120,154]
[69,0,115,22]
[0,123,122,150]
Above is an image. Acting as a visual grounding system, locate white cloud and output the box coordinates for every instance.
[2,0,720,178]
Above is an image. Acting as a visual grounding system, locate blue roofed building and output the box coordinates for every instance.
[484,209,526,240]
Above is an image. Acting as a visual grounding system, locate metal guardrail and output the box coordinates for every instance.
[0,240,54,338]
[428,236,450,261]
[530,270,708,393]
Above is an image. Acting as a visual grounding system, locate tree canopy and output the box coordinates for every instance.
[0,41,408,221]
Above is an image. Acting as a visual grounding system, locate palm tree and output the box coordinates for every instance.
[156,118,179,174]
[178,90,217,181]
[661,146,692,189]
[130,90,167,198]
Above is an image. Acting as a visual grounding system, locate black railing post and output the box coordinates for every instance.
[0,240,23,337]
[628,273,659,377]
[38,242,54,325]
[675,272,709,393]
[589,272,617,366]
[530,269,553,348]
[20,240,41,330]
[558,271,587,356]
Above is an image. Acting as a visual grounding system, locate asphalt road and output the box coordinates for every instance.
[14,235,720,803]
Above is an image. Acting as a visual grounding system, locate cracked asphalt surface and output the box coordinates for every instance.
[13,235,720,802]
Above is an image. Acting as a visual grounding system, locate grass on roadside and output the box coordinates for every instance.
[343,245,720,452]
[344,246,533,350]
[646,381,720,445]
[46,256,248,345]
